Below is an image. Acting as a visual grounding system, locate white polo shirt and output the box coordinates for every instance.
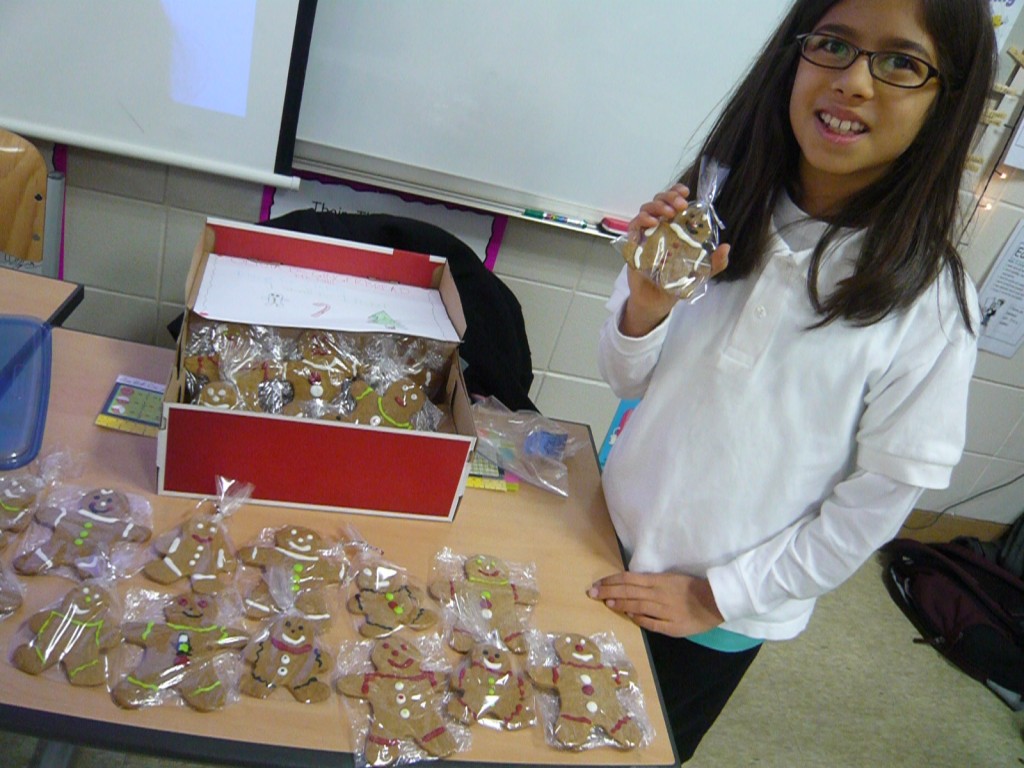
[599,195,978,640]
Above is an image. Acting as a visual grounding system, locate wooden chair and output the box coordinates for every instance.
[0,128,48,264]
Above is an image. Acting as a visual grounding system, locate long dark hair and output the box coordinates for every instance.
[682,0,995,330]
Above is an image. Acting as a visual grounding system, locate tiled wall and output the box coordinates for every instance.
[15,127,1024,525]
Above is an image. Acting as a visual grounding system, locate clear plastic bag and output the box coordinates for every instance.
[527,630,654,751]
[615,156,729,301]
[446,634,537,731]
[336,634,469,766]
[111,587,248,711]
[470,396,584,498]
[427,548,539,655]
[10,579,120,686]
[142,476,251,594]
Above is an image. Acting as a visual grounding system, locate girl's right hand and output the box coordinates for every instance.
[619,184,730,337]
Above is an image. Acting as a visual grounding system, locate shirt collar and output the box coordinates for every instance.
[770,193,862,267]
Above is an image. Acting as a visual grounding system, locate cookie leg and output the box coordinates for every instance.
[365,722,401,766]
[11,643,50,675]
[190,573,227,595]
[553,715,595,749]
[243,582,277,620]
[63,645,106,686]
[239,673,273,699]
[143,557,186,585]
[447,695,475,725]
[606,714,643,748]
[289,677,330,704]
[417,721,457,758]
[180,665,228,711]
[112,676,158,709]
[295,589,331,623]
[13,545,56,575]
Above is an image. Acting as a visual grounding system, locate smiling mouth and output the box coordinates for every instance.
[817,110,866,136]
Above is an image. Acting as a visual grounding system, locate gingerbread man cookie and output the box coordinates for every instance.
[0,471,44,551]
[429,553,539,654]
[12,583,119,686]
[239,525,345,622]
[14,487,151,578]
[623,201,717,299]
[337,636,458,764]
[448,641,535,730]
[348,564,438,638]
[528,633,643,750]
[240,614,332,703]
[281,330,357,418]
[143,505,236,594]
[341,377,426,429]
[113,591,249,711]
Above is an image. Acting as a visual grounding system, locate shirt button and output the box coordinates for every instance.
[754,305,768,319]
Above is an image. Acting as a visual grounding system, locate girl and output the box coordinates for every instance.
[588,0,996,762]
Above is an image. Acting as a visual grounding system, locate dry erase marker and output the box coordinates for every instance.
[524,209,589,229]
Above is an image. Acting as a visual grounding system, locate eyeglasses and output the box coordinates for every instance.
[795,33,940,89]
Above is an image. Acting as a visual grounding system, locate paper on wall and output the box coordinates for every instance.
[978,218,1024,358]
[192,253,460,342]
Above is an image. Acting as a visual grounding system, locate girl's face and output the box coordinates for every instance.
[788,0,940,215]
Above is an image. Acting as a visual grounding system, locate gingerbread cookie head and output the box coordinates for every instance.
[528,632,645,750]
[337,635,460,763]
[0,471,44,549]
[165,590,220,625]
[11,582,119,686]
[240,613,332,703]
[448,640,536,730]
[196,380,241,409]
[347,563,438,637]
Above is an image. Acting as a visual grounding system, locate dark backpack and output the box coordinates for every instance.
[881,537,1024,710]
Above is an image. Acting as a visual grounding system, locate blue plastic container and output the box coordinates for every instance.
[0,315,52,470]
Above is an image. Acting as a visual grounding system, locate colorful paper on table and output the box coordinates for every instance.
[95,375,165,437]
[467,451,519,492]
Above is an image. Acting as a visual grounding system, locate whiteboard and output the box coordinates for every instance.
[295,0,792,225]
[0,0,312,189]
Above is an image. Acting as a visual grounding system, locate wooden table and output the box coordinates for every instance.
[0,269,83,325]
[0,329,675,767]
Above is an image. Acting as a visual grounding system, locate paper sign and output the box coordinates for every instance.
[193,253,460,342]
[978,219,1024,358]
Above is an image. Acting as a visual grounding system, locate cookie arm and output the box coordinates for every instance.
[238,545,269,567]
[336,673,369,699]
[527,665,558,690]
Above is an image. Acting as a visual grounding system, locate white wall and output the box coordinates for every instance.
[16,111,1024,526]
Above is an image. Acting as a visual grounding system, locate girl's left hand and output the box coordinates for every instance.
[587,571,724,638]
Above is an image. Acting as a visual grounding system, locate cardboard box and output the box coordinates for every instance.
[156,218,476,521]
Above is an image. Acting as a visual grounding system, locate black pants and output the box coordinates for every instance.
[646,631,761,764]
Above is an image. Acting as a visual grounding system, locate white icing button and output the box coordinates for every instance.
[195,545,204,551]
[394,682,405,690]
[396,693,406,704]
[580,674,592,685]
[586,701,599,714]
[278,666,289,676]
[400,708,411,719]
[481,609,493,620]
[281,654,291,663]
